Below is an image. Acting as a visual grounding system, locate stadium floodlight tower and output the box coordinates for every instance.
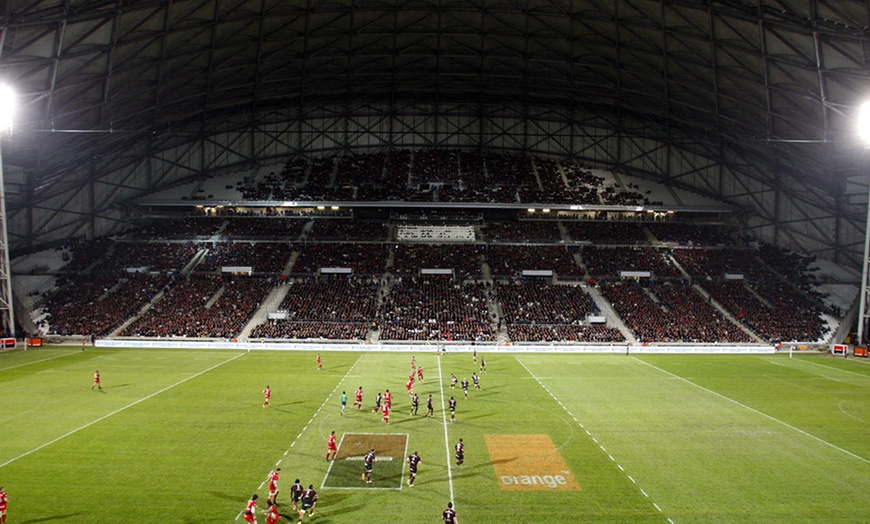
[0,84,15,339]
[857,100,870,346]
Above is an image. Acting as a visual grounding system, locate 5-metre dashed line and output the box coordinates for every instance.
[236,355,364,521]
[516,357,674,524]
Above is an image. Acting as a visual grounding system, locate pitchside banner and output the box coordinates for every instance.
[485,434,581,491]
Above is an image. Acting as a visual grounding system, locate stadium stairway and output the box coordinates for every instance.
[584,285,636,344]
[237,281,294,339]
[691,284,766,344]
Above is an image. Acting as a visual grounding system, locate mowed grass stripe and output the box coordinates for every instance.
[3,348,869,523]
[524,354,870,523]
[0,351,245,469]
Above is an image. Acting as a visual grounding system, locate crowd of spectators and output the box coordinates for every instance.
[647,223,732,245]
[308,219,389,241]
[485,245,582,277]
[120,276,272,338]
[40,202,836,345]
[507,324,624,343]
[670,247,769,277]
[581,246,680,277]
[497,282,598,323]
[565,221,647,244]
[222,218,307,239]
[107,242,199,272]
[378,277,495,341]
[483,221,562,243]
[250,321,369,340]
[292,243,388,274]
[390,244,484,279]
[134,218,224,239]
[44,273,170,336]
[600,281,752,343]
[197,243,293,273]
[274,278,379,322]
[413,149,462,185]
[701,280,825,342]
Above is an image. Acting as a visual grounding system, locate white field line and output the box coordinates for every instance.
[515,357,672,522]
[237,355,364,520]
[788,356,870,380]
[634,357,870,465]
[0,350,81,372]
[0,352,246,469]
[437,352,456,506]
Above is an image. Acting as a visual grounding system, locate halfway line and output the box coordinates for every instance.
[0,352,246,469]
[437,352,456,505]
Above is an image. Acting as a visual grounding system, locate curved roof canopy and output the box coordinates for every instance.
[1,0,870,257]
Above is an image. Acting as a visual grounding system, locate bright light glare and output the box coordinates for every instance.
[0,85,15,133]
[858,101,870,145]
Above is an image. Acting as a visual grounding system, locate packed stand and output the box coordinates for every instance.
[44,273,170,337]
[485,245,582,278]
[700,280,825,343]
[600,281,752,343]
[646,223,732,245]
[581,246,680,277]
[670,247,770,278]
[378,277,495,341]
[106,242,199,272]
[222,218,307,239]
[197,243,293,273]
[292,243,388,275]
[120,276,272,338]
[507,323,624,343]
[497,281,624,343]
[483,221,562,243]
[249,278,377,340]
[251,321,368,341]
[497,282,599,324]
[133,217,224,239]
[308,219,388,241]
[390,244,484,279]
[565,221,647,244]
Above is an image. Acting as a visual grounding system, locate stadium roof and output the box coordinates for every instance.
[1,0,870,263]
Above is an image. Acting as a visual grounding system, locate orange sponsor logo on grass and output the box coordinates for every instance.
[485,434,581,491]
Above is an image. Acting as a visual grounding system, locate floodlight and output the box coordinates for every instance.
[858,101,870,145]
[0,85,15,134]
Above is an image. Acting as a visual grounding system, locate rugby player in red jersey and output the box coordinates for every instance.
[264,501,279,524]
[91,370,101,390]
[262,386,271,408]
[381,401,390,424]
[0,486,8,524]
[266,468,280,505]
[243,494,258,523]
[353,386,363,410]
[326,431,337,461]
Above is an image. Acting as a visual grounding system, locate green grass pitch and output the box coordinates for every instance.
[1,346,869,523]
